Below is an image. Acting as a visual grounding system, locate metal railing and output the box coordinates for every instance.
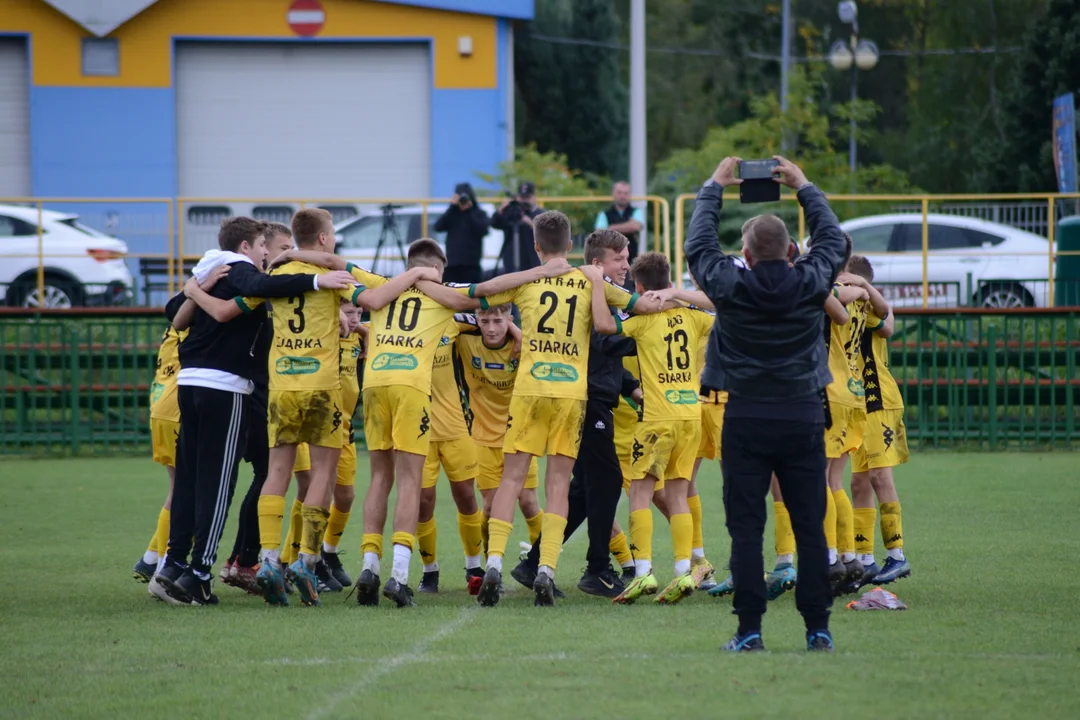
[2,307,1077,455]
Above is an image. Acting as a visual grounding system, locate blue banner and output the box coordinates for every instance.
[1053,93,1077,193]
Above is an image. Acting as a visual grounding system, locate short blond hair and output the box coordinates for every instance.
[291,208,333,248]
[406,238,447,269]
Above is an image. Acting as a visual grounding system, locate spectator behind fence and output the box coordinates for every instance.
[436,182,491,284]
[684,156,848,654]
[491,181,543,275]
[595,181,644,286]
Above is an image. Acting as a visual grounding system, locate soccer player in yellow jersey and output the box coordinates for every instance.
[133,325,189,583]
[455,304,544,571]
[475,211,634,607]
[841,256,911,586]
[414,313,487,595]
[240,209,435,607]
[610,253,715,605]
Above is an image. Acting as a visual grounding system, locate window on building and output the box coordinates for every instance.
[82,38,120,77]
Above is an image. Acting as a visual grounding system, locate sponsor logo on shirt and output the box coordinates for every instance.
[530,362,578,382]
[484,362,505,370]
[664,389,699,405]
[275,357,320,375]
[370,353,419,372]
[472,356,482,369]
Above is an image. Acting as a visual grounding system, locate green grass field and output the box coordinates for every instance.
[2,453,1079,719]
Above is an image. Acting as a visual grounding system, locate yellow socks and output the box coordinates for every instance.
[281,498,303,564]
[154,507,171,556]
[417,518,438,569]
[687,495,704,552]
[833,489,855,559]
[486,518,513,561]
[538,513,567,570]
[360,532,383,558]
[824,487,837,557]
[457,511,484,561]
[629,508,653,575]
[257,495,286,555]
[880,501,904,554]
[609,531,633,567]
[300,505,330,557]
[773,501,795,559]
[854,507,877,556]
[323,503,350,552]
[670,512,693,575]
[525,510,545,545]
[390,530,415,550]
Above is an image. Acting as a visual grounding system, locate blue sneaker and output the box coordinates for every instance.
[287,560,321,607]
[872,556,911,585]
[256,561,289,606]
[807,629,835,652]
[707,574,735,598]
[857,561,881,590]
[132,558,156,583]
[766,563,797,600]
[722,632,765,652]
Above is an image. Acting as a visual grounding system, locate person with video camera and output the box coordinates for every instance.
[491,181,544,275]
[685,155,848,654]
[436,182,491,284]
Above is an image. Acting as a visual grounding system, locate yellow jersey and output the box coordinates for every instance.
[363,283,472,393]
[455,321,524,447]
[825,291,868,409]
[860,311,902,412]
[339,331,363,417]
[617,306,715,422]
[150,326,188,421]
[479,272,635,401]
[429,316,481,442]
[242,260,364,391]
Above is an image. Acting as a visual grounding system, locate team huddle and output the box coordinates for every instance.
[133,203,910,610]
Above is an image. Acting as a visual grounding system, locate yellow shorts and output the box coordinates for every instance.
[852,409,910,472]
[268,388,346,449]
[476,445,540,491]
[825,404,867,459]
[503,395,586,459]
[422,436,479,488]
[336,439,357,486]
[150,417,180,467]
[697,399,725,460]
[629,419,701,486]
[363,385,431,456]
[294,443,311,473]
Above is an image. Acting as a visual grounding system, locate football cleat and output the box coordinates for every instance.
[690,557,716,589]
[465,567,485,596]
[256,561,289,606]
[218,559,236,586]
[765,562,797,601]
[148,562,187,605]
[655,573,695,605]
[722,632,765,652]
[477,567,503,608]
[577,565,624,598]
[287,560,321,607]
[828,560,848,597]
[174,569,219,606]
[510,559,537,591]
[612,572,658,605]
[857,561,881,590]
[841,559,864,595]
[133,558,157,584]
[533,572,557,607]
[872,556,911,585]
[323,551,353,587]
[807,629,835,652]
[707,574,736,598]
[231,564,261,595]
[383,577,417,608]
[314,559,343,593]
[353,569,380,607]
[620,566,636,586]
[418,570,440,594]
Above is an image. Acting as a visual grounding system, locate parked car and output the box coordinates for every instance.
[835,214,1055,308]
[334,203,504,278]
[0,204,133,308]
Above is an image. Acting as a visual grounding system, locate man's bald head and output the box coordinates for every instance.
[741,214,792,265]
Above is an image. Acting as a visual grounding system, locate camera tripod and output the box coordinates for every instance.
[372,203,408,277]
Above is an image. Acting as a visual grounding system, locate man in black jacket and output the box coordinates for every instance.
[685,156,848,653]
[436,182,490,284]
[491,181,543,275]
[149,217,356,605]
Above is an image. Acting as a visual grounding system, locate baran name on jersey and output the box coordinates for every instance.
[528,339,580,356]
[531,276,588,290]
[375,333,423,348]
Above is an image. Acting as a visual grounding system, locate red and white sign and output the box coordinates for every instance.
[287,0,325,37]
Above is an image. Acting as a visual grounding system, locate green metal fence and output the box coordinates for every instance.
[1,308,1078,456]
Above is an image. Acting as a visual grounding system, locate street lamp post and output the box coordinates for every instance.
[829,1,879,173]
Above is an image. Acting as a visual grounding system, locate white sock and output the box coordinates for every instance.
[392,544,411,584]
[487,555,503,572]
[323,542,338,554]
[538,565,554,579]
[299,551,318,570]
[827,548,838,565]
[422,562,439,573]
[465,554,482,570]
[840,552,856,563]
[887,548,905,561]
[674,558,691,576]
[691,547,705,560]
[776,553,794,565]
[635,559,652,577]
[363,551,380,574]
[858,553,875,565]
[261,548,282,567]
[142,550,159,565]
[156,556,167,574]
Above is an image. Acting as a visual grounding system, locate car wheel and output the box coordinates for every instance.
[976,282,1034,309]
[13,276,82,309]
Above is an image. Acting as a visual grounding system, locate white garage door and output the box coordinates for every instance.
[176,42,430,200]
[0,38,31,198]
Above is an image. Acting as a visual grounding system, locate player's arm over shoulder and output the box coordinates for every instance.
[417,281,481,311]
[602,279,642,314]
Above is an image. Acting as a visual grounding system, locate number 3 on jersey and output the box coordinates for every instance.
[287,295,305,334]
[537,291,578,336]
